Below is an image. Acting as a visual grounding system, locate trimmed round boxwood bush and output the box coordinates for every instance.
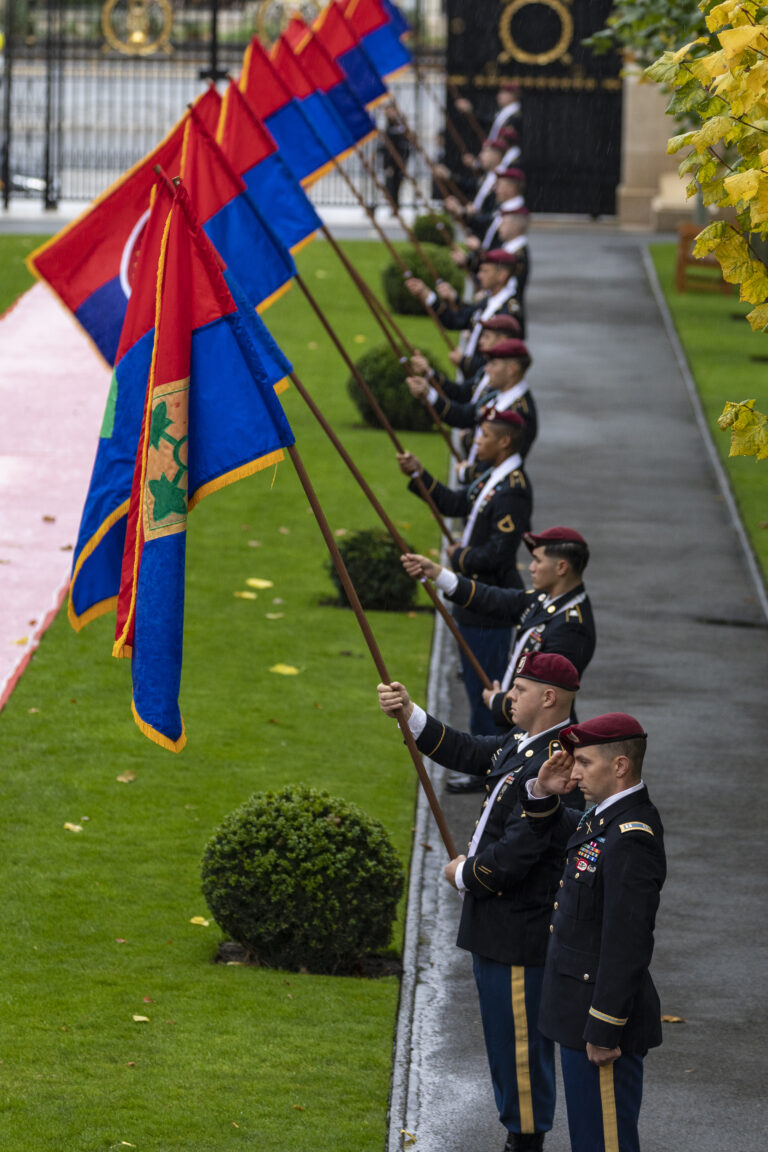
[412,211,455,247]
[201,786,404,974]
[329,527,417,612]
[381,242,464,315]
[347,342,438,432]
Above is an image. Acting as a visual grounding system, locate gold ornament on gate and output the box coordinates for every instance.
[256,0,320,44]
[498,0,574,67]
[101,0,174,57]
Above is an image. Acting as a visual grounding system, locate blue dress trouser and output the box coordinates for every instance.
[560,1046,644,1152]
[457,623,511,735]
[472,956,556,1135]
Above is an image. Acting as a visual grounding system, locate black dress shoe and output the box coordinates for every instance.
[445,773,487,794]
[504,1133,545,1152]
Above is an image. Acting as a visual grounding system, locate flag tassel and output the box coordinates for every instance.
[286,441,458,860]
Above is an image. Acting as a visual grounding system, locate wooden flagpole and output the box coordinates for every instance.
[287,442,458,860]
[290,371,492,689]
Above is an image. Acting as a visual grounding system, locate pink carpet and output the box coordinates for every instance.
[0,284,110,708]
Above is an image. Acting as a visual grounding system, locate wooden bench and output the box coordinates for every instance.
[675,222,732,293]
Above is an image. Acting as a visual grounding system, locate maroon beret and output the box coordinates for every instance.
[495,166,525,181]
[523,526,587,553]
[480,314,522,334]
[560,713,647,754]
[498,126,519,143]
[482,406,525,429]
[480,248,519,267]
[514,652,580,692]
[486,337,530,361]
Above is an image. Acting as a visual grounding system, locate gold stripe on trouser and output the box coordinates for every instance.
[599,1063,620,1152]
[509,967,534,1133]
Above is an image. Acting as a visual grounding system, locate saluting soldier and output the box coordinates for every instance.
[377,652,584,1152]
[522,714,666,1152]
[396,409,531,735]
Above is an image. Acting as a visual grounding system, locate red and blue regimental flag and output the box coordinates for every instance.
[112,174,295,751]
[342,0,411,79]
[283,15,377,147]
[270,31,359,162]
[237,35,335,186]
[28,86,299,368]
[67,165,292,637]
[216,79,321,255]
[27,88,220,367]
[311,2,388,109]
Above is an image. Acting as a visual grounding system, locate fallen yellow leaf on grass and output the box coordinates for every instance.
[270,664,299,676]
[132,1015,150,1023]
[120,1144,137,1148]
[315,268,329,279]
[28,707,40,714]
[189,916,210,927]
[246,578,274,589]
[63,823,83,833]
[278,526,291,535]
[661,1014,686,1023]
[233,590,258,600]
[265,613,284,620]
[116,770,136,784]
[353,334,367,343]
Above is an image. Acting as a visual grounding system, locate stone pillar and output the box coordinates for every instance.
[617,66,693,230]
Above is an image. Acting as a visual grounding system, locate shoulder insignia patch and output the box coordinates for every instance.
[497,514,516,533]
[567,606,583,622]
[510,470,526,489]
[547,740,562,756]
[619,822,654,835]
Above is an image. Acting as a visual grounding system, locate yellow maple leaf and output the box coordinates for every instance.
[719,25,768,61]
[718,399,768,460]
[746,302,768,330]
[233,590,258,600]
[691,115,734,151]
[189,916,210,926]
[270,663,300,675]
[63,822,83,833]
[706,1,743,33]
[713,230,753,283]
[132,1015,150,1023]
[723,169,762,204]
[738,260,768,304]
[695,49,727,80]
[670,38,705,63]
[245,578,274,589]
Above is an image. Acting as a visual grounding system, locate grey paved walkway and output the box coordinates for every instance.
[388,229,768,1152]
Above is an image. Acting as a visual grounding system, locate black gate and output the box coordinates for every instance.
[446,0,622,216]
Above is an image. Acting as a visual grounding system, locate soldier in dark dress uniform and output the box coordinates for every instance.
[402,526,596,791]
[377,652,584,1152]
[522,714,666,1152]
[396,409,532,735]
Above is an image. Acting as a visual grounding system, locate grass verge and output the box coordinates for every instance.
[0,235,450,1151]
[649,243,768,582]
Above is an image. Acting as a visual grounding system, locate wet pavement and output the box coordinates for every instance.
[387,228,768,1152]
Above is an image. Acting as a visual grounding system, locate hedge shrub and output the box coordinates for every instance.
[346,342,438,432]
[201,786,404,974]
[381,242,464,315]
[412,212,455,247]
[329,528,417,612]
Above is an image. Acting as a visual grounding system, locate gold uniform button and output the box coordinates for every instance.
[559,880,564,888]
[574,873,580,879]
[553,901,558,910]
[583,973,590,981]
[547,605,556,614]
[525,749,534,758]
[549,925,554,933]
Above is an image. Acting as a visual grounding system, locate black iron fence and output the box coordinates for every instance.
[0,0,444,210]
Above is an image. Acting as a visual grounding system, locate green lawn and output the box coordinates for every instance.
[0,234,39,314]
[650,244,768,580]
[0,236,449,1151]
